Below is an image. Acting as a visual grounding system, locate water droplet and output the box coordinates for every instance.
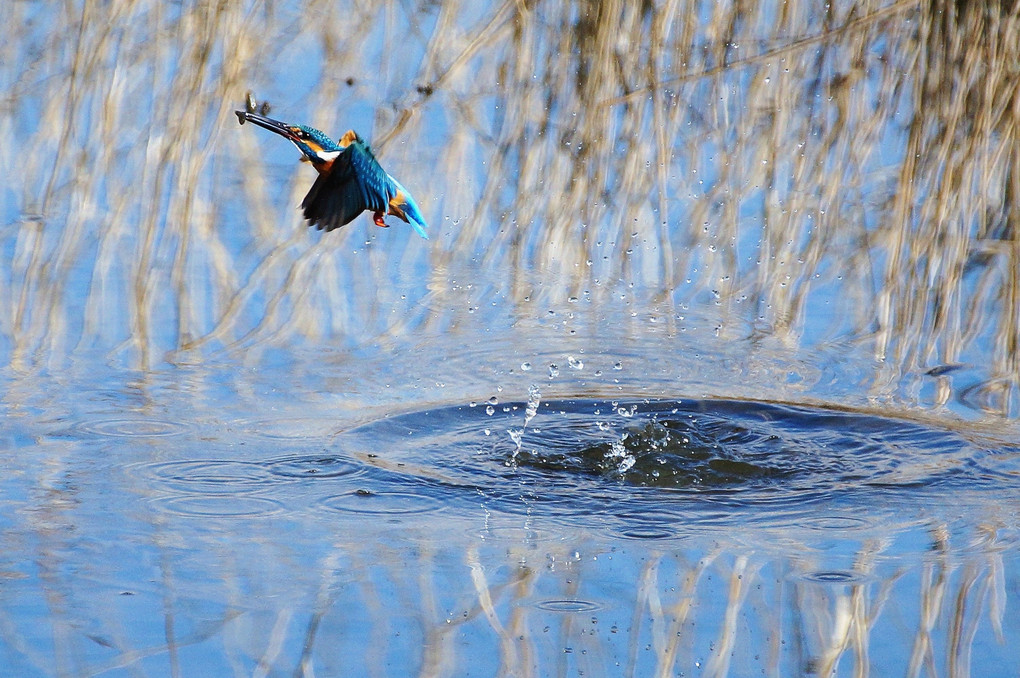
[486,405,495,416]
[488,396,498,405]
[613,362,623,370]
[526,385,542,418]
[568,356,584,370]
[548,364,559,378]
[521,362,532,371]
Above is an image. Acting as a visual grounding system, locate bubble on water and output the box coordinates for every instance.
[613,362,623,370]
[521,362,532,371]
[568,356,584,370]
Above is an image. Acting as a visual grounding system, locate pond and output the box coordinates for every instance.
[2,0,1019,675]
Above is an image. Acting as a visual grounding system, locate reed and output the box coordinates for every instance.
[2,3,1018,674]
[1,0,1017,407]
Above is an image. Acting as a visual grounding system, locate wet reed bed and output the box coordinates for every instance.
[1,0,1018,408]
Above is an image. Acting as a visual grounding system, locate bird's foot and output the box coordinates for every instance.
[373,212,389,228]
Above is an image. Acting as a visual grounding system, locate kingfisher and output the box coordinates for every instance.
[235,109,428,239]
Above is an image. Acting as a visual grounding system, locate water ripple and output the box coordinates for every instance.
[151,495,284,518]
[266,454,364,479]
[318,490,443,515]
[334,397,1020,532]
[142,460,279,494]
[796,569,873,584]
[534,599,602,613]
[477,525,565,544]
[76,418,191,438]
[800,515,875,531]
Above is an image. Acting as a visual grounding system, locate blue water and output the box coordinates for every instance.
[3,0,1020,674]
[1,349,1016,675]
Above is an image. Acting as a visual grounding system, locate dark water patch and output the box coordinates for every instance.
[336,397,1020,531]
[511,413,806,488]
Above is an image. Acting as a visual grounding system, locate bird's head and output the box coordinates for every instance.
[235,110,342,165]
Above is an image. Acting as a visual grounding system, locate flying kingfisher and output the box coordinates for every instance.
[234,109,428,239]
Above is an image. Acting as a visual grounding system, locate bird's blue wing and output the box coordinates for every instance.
[301,143,393,232]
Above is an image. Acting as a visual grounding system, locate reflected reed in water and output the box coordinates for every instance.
[1,1,1019,672]
[1,0,1017,419]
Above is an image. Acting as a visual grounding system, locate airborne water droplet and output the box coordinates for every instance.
[526,385,541,420]
[509,385,543,459]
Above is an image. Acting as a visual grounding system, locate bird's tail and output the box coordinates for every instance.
[388,176,429,240]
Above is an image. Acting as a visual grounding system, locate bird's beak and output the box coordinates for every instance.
[234,110,299,142]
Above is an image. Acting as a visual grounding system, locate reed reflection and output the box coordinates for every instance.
[1,0,1017,415]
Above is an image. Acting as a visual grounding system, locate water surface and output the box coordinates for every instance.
[2,0,1020,674]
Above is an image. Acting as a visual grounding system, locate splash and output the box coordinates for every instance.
[605,435,637,474]
[507,384,542,463]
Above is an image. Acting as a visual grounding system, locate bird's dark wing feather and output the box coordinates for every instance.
[300,143,395,232]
